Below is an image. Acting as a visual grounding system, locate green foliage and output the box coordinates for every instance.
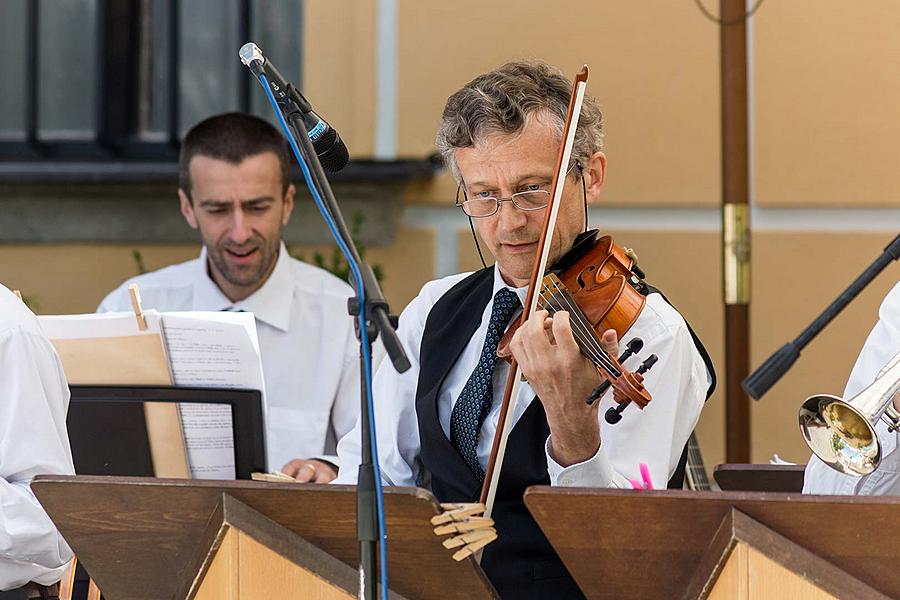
[22,295,39,311]
[290,210,385,284]
[132,249,148,275]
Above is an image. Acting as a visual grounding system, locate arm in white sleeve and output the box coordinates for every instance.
[546,301,709,489]
[0,329,75,589]
[334,292,432,488]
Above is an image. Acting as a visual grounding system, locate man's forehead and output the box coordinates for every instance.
[455,117,560,187]
[188,151,281,178]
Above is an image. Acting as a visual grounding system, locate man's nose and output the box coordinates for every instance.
[229,210,253,244]
[496,198,528,231]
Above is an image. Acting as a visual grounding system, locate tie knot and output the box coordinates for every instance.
[490,288,521,329]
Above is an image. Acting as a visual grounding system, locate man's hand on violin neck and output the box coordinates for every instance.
[509,309,606,467]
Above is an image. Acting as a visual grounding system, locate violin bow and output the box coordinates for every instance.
[480,66,590,517]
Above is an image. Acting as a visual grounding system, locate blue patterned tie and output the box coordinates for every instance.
[450,287,521,480]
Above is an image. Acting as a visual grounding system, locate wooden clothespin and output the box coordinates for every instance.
[431,502,498,561]
[251,471,297,483]
[13,290,23,302]
[128,284,148,331]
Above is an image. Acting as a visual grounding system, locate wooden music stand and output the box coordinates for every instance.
[32,475,498,600]
[525,487,900,600]
[713,463,805,493]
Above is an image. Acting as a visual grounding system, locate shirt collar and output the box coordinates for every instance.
[193,242,294,332]
[491,264,529,306]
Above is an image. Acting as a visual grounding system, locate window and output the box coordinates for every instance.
[0,0,302,161]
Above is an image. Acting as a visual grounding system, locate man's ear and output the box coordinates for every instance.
[583,151,607,206]
[281,184,296,226]
[179,189,199,230]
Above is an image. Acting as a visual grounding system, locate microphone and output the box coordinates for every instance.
[743,232,900,400]
[239,42,350,172]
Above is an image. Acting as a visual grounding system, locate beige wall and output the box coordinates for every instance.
[755,1,900,207]
[4,2,900,476]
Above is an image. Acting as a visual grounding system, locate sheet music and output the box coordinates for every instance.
[161,311,266,479]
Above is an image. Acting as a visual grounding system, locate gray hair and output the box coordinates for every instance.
[435,60,604,182]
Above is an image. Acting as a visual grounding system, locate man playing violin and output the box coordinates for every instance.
[335,60,715,599]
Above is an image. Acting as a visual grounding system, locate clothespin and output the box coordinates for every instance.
[628,463,654,491]
[251,471,297,483]
[431,502,498,561]
[128,284,147,331]
[13,290,23,302]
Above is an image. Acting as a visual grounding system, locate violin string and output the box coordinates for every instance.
[537,285,620,377]
[537,286,611,370]
[542,279,621,376]
[536,289,605,366]
[541,291,620,379]
[544,278,614,366]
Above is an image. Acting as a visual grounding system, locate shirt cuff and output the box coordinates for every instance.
[545,435,616,487]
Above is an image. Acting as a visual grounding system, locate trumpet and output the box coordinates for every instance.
[799,350,900,476]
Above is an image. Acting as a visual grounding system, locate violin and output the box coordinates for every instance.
[495,229,652,409]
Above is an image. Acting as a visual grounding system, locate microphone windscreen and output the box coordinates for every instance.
[314,127,350,172]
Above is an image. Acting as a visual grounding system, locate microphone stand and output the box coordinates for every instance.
[266,79,410,600]
[743,232,900,400]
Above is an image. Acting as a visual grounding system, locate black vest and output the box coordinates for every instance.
[414,267,585,599]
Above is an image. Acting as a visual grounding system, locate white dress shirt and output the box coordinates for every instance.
[98,244,362,471]
[0,285,74,590]
[803,281,900,495]
[335,266,711,489]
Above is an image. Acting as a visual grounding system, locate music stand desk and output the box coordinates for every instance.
[33,475,497,600]
[525,486,900,600]
[713,463,805,493]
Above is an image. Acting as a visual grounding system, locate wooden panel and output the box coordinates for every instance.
[747,546,836,600]
[238,532,354,600]
[32,477,497,600]
[707,542,747,600]
[755,2,900,206]
[524,488,900,599]
[397,0,720,206]
[194,527,238,600]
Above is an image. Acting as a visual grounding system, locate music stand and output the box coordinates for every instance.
[32,476,498,600]
[525,487,898,599]
[67,385,266,480]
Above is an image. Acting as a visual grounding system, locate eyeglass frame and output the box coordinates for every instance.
[454,160,584,218]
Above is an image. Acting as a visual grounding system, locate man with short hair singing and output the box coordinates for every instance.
[100,113,360,482]
[336,61,715,599]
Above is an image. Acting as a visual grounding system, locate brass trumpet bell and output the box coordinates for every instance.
[799,350,900,477]
[799,394,881,476]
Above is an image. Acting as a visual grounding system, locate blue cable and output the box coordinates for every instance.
[256,73,389,600]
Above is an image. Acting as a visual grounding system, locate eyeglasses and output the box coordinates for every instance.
[455,162,581,218]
